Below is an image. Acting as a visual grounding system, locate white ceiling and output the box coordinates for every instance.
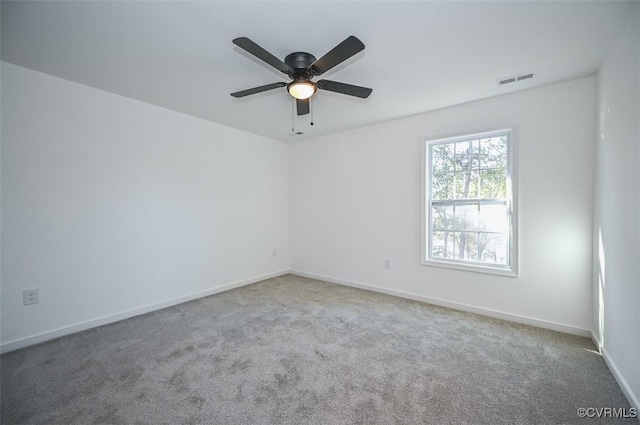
[1,1,635,142]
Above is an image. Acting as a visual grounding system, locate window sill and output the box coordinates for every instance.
[422,258,518,277]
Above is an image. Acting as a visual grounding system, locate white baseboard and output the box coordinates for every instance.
[591,331,639,411]
[601,346,640,412]
[0,270,289,354]
[289,269,592,338]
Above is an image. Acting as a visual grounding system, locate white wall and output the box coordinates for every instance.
[593,5,640,410]
[1,62,289,351]
[290,77,595,335]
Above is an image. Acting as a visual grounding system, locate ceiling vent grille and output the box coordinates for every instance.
[498,72,535,86]
[517,73,534,81]
[498,77,516,85]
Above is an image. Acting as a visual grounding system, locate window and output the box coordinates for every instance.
[423,129,517,276]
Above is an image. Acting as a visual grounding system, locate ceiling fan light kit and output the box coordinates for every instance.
[231,36,372,118]
[287,81,316,100]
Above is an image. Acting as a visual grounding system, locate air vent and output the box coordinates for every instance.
[497,72,535,86]
[498,77,516,85]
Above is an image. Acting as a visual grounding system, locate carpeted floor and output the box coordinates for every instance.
[1,274,635,424]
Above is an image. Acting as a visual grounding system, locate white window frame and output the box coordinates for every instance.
[421,128,518,277]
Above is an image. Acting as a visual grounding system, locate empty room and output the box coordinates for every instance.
[1,1,639,424]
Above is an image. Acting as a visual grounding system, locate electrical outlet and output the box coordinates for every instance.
[23,289,39,306]
[384,258,392,269]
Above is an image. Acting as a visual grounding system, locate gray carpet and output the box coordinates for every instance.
[1,274,635,424]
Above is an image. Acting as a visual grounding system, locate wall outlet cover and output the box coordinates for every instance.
[23,289,39,306]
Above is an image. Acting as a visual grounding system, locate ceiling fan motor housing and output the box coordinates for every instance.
[285,52,317,80]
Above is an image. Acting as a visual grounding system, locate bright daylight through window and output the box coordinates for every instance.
[423,129,516,275]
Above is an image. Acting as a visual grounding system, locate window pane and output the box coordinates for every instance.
[452,232,477,261]
[464,232,479,261]
[478,203,507,233]
[454,202,478,231]
[432,144,455,173]
[479,169,506,198]
[432,231,453,259]
[452,232,459,259]
[469,171,479,199]
[479,136,507,169]
[478,234,508,265]
[454,171,479,199]
[454,140,479,172]
[432,204,454,231]
[432,173,454,200]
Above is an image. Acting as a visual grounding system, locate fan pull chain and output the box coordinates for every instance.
[310,98,314,126]
[291,97,295,133]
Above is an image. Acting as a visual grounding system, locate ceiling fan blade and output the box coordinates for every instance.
[317,80,372,99]
[296,98,310,116]
[230,82,287,98]
[233,37,292,74]
[310,36,365,76]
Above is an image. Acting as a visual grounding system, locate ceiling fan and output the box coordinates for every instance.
[231,36,372,116]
